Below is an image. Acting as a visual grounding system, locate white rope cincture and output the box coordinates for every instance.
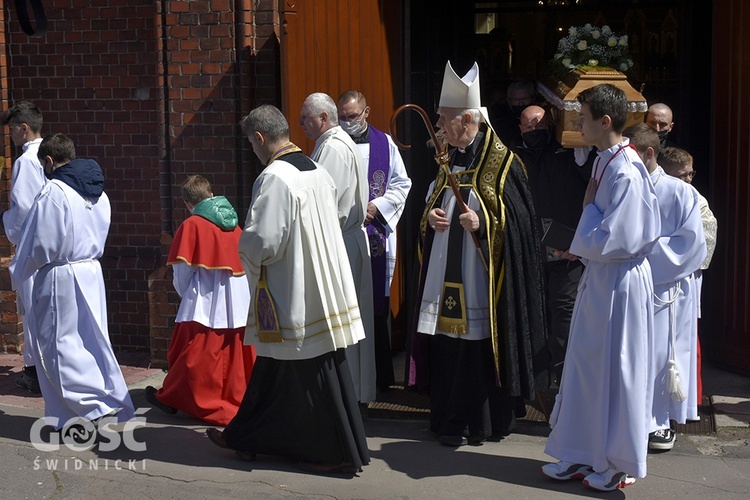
[654,281,687,402]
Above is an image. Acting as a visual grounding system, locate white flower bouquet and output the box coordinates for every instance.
[549,24,633,78]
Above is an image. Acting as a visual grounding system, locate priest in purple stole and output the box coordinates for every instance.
[337,90,412,391]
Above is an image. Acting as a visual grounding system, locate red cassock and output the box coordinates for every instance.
[157,216,256,426]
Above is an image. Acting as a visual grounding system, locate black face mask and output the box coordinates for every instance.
[522,129,550,149]
[657,129,669,147]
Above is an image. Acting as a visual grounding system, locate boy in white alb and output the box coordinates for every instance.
[2,101,47,393]
[660,146,717,408]
[541,84,661,492]
[624,124,706,452]
[10,133,135,431]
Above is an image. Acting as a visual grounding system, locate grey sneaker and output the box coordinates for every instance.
[541,461,594,481]
[583,466,636,491]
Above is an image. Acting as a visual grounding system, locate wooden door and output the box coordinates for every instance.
[279,0,402,153]
[278,0,410,349]
[704,0,750,374]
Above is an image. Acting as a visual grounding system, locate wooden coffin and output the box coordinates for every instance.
[538,67,648,148]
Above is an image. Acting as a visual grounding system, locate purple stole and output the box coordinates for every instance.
[367,126,391,315]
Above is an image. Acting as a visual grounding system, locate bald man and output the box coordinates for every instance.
[645,103,675,150]
[516,105,591,388]
[519,106,549,148]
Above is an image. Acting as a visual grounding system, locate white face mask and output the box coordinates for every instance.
[339,118,367,137]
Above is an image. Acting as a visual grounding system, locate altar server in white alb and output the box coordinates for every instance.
[207,105,369,474]
[337,90,412,390]
[300,92,376,404]
[659,146,717,407]
[624,124,706,452]
[2,101,47,393]
[542,84,661,492]
[10,133,135,429]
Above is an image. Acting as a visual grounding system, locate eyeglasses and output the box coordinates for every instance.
[339,107,367,122]
[678,170,696,181]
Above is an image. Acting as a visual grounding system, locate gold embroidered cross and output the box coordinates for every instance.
[445,295,457,310]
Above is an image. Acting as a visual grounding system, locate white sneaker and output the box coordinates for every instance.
[583,466,636,491]
[541,461,594,481]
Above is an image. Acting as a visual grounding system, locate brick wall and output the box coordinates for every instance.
[0,3,21,353]
[0,0,282,363]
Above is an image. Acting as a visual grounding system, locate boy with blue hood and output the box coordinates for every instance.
[10,133,135,432]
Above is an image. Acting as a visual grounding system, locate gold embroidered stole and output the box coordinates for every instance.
[420,127,516,376]
[268,142,303,165]
[255,266,283,343]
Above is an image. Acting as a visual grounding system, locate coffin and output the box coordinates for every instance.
[538,67,648,148]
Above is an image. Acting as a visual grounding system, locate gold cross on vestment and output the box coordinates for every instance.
[444,295,457,310]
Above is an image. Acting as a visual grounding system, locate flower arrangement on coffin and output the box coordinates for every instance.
[549,24,634,79]
[539,23,645,148]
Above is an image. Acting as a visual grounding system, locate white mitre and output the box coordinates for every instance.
[438,61,491,127]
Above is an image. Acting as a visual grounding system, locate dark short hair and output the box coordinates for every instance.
[577,84,628,133]
[181,175,212,206]
[2,101,43,132]
[623,122,660,156]
[659,146,693,172]
[240,104,289,142]
[338,89,367,108]
[37,133,76,164]
[507,79,536,96]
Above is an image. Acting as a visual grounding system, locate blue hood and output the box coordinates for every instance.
[50,158,105,200]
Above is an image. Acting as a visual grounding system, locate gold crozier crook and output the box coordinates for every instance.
[389,104,489,271]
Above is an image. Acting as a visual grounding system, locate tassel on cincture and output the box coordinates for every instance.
[667,359,687,402]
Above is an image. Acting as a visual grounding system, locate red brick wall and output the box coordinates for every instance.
[0,4,22,353]
[1,0,282,361]
[0,0,161,352]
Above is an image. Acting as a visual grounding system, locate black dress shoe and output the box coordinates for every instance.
[206,428,231,449]
[486,433,506,442]
[468,435,486,446]
[205,429,256,461]
[16,368,41,394]
[145,386,177,415]
[438,434,468,446]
